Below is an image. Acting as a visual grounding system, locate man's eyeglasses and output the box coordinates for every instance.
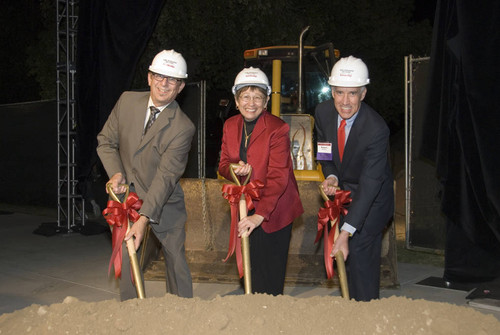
[151,72,182,84]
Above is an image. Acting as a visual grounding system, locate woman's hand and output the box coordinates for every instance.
[238,214,264,237]
[233,160,252,177]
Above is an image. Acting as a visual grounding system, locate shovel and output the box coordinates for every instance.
[107,183,146,299]
[229,163,252,295]
[319,185,349,300]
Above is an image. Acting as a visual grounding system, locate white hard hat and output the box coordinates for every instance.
[232,67,271,96]
[149,49,188,79]
[328,56,370,87]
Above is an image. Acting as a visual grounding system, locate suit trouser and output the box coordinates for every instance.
[249,223,292,296]
[119,225,193,300]
[345,229,383,302]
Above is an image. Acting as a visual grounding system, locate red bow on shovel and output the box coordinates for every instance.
[221,164,263,295]
[315,185,352,299]
[102,184,146,299]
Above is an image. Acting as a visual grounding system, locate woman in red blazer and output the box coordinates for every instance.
[218,67,304,295]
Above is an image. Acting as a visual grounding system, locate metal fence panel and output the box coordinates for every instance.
[405,55,446,252]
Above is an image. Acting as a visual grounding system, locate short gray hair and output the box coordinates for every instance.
[332,86,366,94]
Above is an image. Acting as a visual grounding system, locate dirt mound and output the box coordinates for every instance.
[1,294,499,334]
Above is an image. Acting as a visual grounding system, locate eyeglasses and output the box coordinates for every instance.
[239,94,265,104]
[151,72,182,84]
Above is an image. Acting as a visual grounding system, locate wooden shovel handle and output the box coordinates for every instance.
[105,183,145,299]
[334,250,349,299]
[318,184,349,299]
[318,185,340,241]
[229,163,252,294]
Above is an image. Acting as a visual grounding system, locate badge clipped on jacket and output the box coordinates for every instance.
[316,142,333,161]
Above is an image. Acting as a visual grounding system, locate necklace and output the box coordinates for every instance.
[243,122,252,148]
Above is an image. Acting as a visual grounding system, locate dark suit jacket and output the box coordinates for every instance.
[97,91,195,234]
[218,111,304,233]
[315,100,393,235]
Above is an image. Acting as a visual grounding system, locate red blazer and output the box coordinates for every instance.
[219,111,304,233]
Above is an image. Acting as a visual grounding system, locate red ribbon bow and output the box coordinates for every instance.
[314,189,352,279]
[102,192,143,279]
[221,180,264,278]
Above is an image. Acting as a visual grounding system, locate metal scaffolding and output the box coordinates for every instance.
[56,0,84,232]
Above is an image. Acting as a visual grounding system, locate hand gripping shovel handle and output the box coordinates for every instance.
[230,163,252,295]
[319,185,349,300]
[107,183,146,299]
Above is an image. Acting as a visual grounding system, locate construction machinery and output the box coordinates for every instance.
[241,26,340,181]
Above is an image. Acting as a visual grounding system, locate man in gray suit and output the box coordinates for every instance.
[97,49,195,300]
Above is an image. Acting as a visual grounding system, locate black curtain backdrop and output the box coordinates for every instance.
[423,0,500,282]
[75,0,165,196]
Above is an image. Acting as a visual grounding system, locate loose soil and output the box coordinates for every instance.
[1,294,499,334]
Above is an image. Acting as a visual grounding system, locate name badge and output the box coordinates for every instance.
[316,142,333,160]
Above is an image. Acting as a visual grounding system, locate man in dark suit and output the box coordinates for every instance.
[315,56,394,301]
[97,50,195,300]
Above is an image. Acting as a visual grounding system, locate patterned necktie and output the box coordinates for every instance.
[143,106,161,137]
[338,119,346,162]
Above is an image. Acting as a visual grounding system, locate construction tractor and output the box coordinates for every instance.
[243,27,339,181]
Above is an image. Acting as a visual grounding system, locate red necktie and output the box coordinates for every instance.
[338,119,346,162]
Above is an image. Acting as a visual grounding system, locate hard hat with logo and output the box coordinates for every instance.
[149,49,188,79]
[328,56,370,87]
[232,67,271,96]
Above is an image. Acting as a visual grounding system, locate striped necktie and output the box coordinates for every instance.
[143,106,161,137]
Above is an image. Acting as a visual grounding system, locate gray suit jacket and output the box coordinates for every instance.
[97,91,195,233]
